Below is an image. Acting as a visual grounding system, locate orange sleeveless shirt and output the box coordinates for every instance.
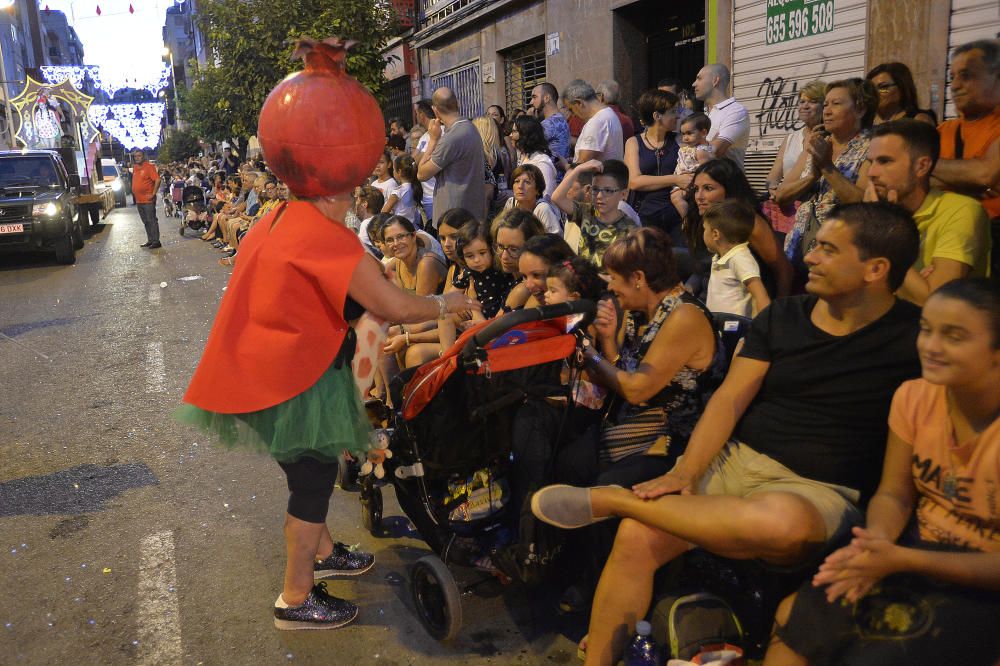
[183,201,365,413]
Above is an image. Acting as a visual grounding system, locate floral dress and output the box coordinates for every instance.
[784,130,871,264]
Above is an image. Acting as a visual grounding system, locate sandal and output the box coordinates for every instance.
[219,255,235,267]
[577,635,587,662]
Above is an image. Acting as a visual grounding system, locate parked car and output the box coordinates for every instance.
[0,150,83,265]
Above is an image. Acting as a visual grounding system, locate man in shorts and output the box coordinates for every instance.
[530,202,923,664]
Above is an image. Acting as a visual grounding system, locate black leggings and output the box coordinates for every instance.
[277,457,339,523]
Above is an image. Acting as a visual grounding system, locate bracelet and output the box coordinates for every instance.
[430,294,448,319]
[610,353,621,365]
[404,331,411,346]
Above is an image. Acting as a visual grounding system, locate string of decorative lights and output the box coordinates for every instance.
[88,102,166,149]
[40,64,172,97]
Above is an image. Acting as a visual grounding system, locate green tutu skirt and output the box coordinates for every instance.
[175,361,371,463]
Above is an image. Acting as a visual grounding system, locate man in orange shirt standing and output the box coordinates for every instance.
[933,39,1000,279]
[131,149,162,249]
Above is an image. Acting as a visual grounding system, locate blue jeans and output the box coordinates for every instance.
[136,201,159,243]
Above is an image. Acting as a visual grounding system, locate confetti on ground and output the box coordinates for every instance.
[178,275,203,281]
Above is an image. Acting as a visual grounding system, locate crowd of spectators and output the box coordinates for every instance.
[364,37,997,666]
[176,37,998,664]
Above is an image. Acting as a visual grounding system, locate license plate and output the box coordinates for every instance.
[0,223,23,234]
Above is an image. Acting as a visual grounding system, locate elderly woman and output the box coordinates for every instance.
[778,78,877,269]
[763,80,826,237]
[623,89,688,240]
[502,163,563,233]
[551,226,726,612]
[866,62,937,126]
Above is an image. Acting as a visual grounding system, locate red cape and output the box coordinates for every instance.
[183,201,365,413]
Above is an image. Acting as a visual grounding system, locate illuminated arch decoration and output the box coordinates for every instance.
[9,76,99,149]
[88,103,166,150]
[40,64,172,97]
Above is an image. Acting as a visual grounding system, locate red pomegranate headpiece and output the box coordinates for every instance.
[258,37,385,199]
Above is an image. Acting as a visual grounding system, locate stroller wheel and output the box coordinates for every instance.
[337,452,360,491]
[360,483,383,534]
[410,554,462,641]
[178,226,185,236]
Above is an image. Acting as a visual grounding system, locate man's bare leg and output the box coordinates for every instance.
[591,487,827,564]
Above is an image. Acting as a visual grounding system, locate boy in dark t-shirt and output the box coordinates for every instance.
[528,203,923,664]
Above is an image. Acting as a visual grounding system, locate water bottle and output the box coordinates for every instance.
[624,620,658,666]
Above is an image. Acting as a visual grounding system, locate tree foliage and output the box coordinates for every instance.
[158,128,204,163]
[179,0,397,152]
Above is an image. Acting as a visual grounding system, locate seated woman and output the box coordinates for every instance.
[778,78,876,272]
[684,159,793,299]
[866,62,937,126]
[517,233,577,305]
[765,278,1000,666]
[551,228,727,611]
[491,208,546,312]
[502,164,563,233]
[380,216,448,369]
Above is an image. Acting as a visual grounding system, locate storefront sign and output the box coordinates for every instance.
[765,0,835,44]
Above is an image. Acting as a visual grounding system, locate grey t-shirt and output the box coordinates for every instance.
[430,118,487,222]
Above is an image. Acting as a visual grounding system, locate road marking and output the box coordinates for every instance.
[137,531,182,665]
[145,341,166,393]
[148,284,161,305]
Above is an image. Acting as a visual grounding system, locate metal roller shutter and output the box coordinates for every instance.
[731,0,868,191]
[431,60,484,119]
[945,0,1000,119]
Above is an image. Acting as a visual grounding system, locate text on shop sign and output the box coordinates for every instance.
[766,0,835,44]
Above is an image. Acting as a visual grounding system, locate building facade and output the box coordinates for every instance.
[41,9,84,66]
[396,0,998,188]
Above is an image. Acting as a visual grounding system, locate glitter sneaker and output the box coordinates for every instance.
[314,542,375,578]
[273,582,358,630]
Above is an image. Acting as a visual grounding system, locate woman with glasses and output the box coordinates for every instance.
[866,62,937,126]
[623,89,687,241]
[491,208,546,311]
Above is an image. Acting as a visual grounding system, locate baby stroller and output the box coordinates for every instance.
[359,300,595,640]
[178,185,210,236]
[165,179,186,218]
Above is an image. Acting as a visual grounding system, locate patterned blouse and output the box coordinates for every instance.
[600,291,726,463]
[785,130,871,262]
[452,266,517,319]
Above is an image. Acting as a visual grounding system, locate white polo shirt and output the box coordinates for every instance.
[706,97,750,170]
[707,243,760,318]
[575,106,624,163]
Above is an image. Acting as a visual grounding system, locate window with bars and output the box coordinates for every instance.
[430,60,483,119]
[503,39,546,116]
[382,75,413,131]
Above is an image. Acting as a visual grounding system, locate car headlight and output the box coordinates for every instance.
[32,202,59,216]
[111,179,122,192]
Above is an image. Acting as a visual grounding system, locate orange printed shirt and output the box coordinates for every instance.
[938,107,1000,218]
[889,379,1000,552]
[183,201,365,414]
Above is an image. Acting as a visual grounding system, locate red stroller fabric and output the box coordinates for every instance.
[402,317,577,420]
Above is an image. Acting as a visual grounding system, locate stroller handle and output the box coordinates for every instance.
[461,299,596,363]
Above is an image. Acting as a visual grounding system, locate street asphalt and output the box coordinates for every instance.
[0,204,584,665]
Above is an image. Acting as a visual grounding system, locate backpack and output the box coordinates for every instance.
[650,591,744,661]
[491,488,564,587]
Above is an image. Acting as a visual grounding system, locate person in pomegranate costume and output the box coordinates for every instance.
[177,38,478,631]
